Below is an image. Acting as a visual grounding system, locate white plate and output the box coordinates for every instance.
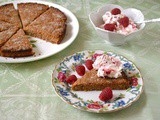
[52,50,143,113]
[0,0,79,63]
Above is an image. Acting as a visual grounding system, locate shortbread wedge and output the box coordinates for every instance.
[0,3,22,29]
[1,29,34,57]
[0,26,19,47]
[24,7,67,44]
[18,3,49,28]
[72,69,131,91]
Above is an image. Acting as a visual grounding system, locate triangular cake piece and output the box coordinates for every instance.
[72,69,131,91]
[1,29,34,57]
[0,4,22,29]
[25,7,67,25]
[18,3,49,28]
[24,7,67,44]
[0,26,19,47]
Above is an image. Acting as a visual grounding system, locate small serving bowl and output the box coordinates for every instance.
[89,4,145,45]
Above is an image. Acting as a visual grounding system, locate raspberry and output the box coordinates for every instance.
[111,8,121,15]
[99,87,113,101]
[132,78,138,86]
[105,69,115,75]
[106,70,111,75]
[104,24,116,31]
[66,75,77,84]
[118,16,129,27]
[92,53,102,59]
[76,65,85,76]
[57,72,66,82]
[85,60,94,70]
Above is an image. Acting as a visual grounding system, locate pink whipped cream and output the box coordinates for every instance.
[92,54,123,78]
[101,11,137,35]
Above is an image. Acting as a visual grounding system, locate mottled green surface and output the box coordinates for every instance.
[0,0,160,120]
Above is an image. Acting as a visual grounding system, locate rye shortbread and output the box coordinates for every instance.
[0,21,14,32]
[24,7,67,44]
[72,69,131,91]
[0,26,19,47]
[1,29,34,57]
[0,4,22,29]
[18,3,49,28]
[0,3,67,58]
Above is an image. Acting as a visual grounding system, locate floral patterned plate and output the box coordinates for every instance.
[52,50,143,113]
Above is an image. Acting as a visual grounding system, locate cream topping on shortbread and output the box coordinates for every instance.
[93,54,123,78]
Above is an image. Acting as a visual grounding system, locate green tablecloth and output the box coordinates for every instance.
[0,0,160,119]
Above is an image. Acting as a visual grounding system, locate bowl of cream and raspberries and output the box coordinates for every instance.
[102,8,138,35]
[89,4,145,45]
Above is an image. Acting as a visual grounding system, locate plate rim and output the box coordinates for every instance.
[52,50,144,113]
[0,0,79,63]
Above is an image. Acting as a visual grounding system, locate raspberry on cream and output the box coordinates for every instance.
[101,8,138,35]
[92,54,123,78]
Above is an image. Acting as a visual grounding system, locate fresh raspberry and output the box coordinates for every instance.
[92,53,102,59]
[104,24,116,31]
[57,72,66,82]
[105,69,115,75]
[66,75,77,84]
[76,65,85,76]
[106,70,111,75]
[111,8,121,15]
[99,87,113,101]
[85,60,94,70]
[118,16,129,27]
[132,77,138,86]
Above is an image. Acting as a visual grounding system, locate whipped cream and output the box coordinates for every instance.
[102,12,124,24]
[92,54,123,78]
[102,11,138,35]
